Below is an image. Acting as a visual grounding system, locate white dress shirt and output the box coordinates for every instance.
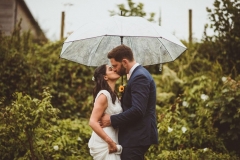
[128,63,139,80]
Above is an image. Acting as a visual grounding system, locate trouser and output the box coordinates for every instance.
[121,145,150,160]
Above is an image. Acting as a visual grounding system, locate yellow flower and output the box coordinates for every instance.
[119,85,124,93]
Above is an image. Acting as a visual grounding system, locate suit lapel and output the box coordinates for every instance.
[121,65,142,109]
[128,65,142,84]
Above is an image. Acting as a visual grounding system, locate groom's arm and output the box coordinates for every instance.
[111,74,150,128]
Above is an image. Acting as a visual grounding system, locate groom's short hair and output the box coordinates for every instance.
[107,44,134,62]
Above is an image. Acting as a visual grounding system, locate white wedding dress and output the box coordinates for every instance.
[88,90,123,160]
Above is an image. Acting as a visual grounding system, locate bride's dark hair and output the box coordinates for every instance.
[92,64,118,104]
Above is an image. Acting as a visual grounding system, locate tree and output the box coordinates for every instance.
[109,0,155,22]
[201,0,240,78]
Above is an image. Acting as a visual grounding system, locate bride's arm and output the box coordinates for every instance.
[89,94,117,153]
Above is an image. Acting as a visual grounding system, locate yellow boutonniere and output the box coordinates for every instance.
[119,85,124,93]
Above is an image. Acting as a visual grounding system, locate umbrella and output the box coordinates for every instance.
[60,16,187,67]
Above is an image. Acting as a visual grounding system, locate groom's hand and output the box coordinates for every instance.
[100,113,111,128]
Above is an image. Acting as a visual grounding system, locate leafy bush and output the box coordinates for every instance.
[203,0,240,77]
[149,148,239,160]
[0,27,94,119]
[0,88,60,159]
[43,118,92,160]
[209,76,240,155]
[0,89,92,160]
[146,74,239,159]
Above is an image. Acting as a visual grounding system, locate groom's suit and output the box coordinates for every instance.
[111,65,158,149]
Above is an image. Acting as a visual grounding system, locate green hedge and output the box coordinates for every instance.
[1,25,240,159]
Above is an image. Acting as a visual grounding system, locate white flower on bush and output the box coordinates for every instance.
[222,88,228,93]
[167,126,173,133]
[221,77,227,82]
[201,94,209,101]
[53,145,59,151]
[189,114,196,118]
[181,126,187,133]
[77,137,82,141]
[178,150,182,155]
[182,101,189,107]
[203,148,208,152]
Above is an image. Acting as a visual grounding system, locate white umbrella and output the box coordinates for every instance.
[60,16,187,67]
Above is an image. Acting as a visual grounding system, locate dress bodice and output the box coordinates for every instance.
[89,90,123,160]
[95,90,122,115]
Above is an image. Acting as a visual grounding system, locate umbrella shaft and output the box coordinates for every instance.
[120,36,123,44]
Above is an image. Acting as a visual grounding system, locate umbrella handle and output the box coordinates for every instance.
[159,63,163,71]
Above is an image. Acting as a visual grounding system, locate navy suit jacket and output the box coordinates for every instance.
[111,65,158,147]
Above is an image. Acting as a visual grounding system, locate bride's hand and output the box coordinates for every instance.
[108,141,117,153]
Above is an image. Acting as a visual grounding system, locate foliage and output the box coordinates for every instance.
[153,66,184,106]
[201,0,240,78]
[43,118,92,160]
[0,27,94,119]
[0,88,60,159]
[109,0,155,22]
[146,72,239,159]
[209,76,240,155]
[0,89,92,160]
[147,148,239,160]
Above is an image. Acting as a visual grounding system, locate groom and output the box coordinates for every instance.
[101,44,158,160]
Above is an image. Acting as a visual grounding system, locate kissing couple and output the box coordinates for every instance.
[88,44,158,160]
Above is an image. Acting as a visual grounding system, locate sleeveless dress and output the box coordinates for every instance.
[88,90,123,160]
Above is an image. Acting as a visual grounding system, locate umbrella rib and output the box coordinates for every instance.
[158,38,175,61]
[157,38,173,61]
[157,37,187,62]
[88,36,105,66]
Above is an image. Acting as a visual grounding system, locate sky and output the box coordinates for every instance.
[24,0,215,42]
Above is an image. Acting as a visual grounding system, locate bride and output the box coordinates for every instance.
[88,64,123,160]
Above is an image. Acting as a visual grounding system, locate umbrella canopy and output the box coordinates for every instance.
[60,16,187,67]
